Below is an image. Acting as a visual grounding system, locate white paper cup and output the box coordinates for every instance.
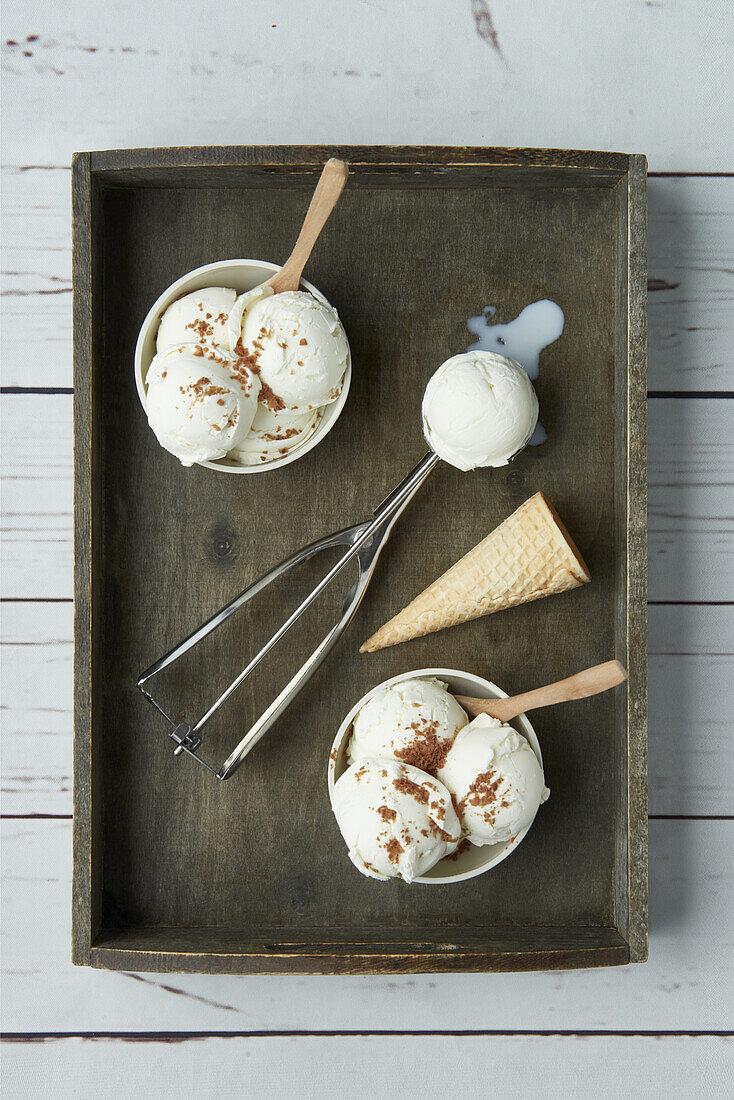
[328,667,544,885]
[134,259,352,473]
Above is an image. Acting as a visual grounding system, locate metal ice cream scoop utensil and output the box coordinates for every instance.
[138,450,441,780]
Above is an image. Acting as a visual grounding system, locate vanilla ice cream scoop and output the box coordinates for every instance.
[229,404,320,466]
[332,758,461,882]
[156,287,236,353]
[348,677,468,773]
[232,289,349,412]
[145,345,260,466]
[422,350,538,471]
[438,713,549,846]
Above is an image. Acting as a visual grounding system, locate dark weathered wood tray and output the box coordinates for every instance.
[72,146,647,974]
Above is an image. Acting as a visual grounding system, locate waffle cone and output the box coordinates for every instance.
[360,492,591,653]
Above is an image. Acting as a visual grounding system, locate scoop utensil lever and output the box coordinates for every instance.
[137,452,441,780]
[454,660,628,722]
[137,404,541,780]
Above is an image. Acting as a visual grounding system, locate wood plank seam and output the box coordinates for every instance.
[2,1030,733,1040]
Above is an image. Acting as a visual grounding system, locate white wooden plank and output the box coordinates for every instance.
[2,395,731,600]
[2,0,732,172]
[2,170,732,390]
[1,818,733,1032]
[1,165,72,391]
[647,177,734,392]
[648,604,734,817]
[2,1034,733,1100]
[0,396,72,598]
[0,602,72,815]
[3,602,732,817]
[647,397,734,602]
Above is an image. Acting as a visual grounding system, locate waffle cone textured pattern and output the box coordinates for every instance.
[360,492,591,652]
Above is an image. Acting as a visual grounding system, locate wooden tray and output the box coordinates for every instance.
[72,146,647,974]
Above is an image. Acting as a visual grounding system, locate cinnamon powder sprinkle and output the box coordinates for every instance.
[299,337,308,345]
[394,719,453,776]
[428,819,456,843]
[464,770,502,809]
[385,837,404,865]
[456,769,504,825]
[263,427,299,441]
[230,340,286,411]
[161,371,167,378]
[392,776,429,804]
[185,318,214,339]
[258,379,286,412]
[377,805,397,823]
[193,346,205,357]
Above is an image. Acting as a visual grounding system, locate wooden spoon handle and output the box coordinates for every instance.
[454,660,628,722]
[266,158,349,294]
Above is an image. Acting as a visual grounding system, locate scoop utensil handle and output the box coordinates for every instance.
[138,452,440,780]
[454,660,628,722]
[266,158,349,294]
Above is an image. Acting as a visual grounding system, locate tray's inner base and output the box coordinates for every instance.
[88,162,626,968]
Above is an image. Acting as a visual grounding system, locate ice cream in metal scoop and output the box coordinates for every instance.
[422,350,539,470]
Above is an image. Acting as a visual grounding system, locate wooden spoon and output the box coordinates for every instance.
[454,660,628,722]
[265,157,349,294]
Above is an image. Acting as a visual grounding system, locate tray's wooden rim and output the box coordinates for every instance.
[87,929,630,975]
[83,144,631,175]
[624,153,649,962]
[71,146,647,973]
[72,151,95,968]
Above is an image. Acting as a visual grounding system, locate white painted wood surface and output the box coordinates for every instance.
[2,0,733,1095]
[2,0,732,172]
[2,819,733,1032]
[3,1034,733,1100]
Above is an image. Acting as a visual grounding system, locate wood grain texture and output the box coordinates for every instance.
[5,395,730,602]
[2,819,732,1031]
[2,0,731,170]
[2,1034,733,1100]
[64,151,643,972]
[1,0,732,1079]
[3,172,732,390]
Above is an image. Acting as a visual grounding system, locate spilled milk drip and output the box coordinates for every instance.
[467,299,565,447]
